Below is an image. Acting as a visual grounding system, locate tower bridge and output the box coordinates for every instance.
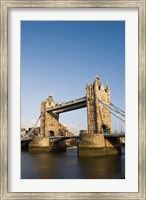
[40,75,116,137]
[28,75,125,156]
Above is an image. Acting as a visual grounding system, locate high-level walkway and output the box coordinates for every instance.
[46,96,125,122]
[46,97,87,114]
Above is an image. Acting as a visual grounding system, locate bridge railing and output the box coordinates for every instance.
[49,135,79,143]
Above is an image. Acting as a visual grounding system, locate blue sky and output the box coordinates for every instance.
[21,21,125,133]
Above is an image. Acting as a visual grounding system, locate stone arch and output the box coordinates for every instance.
[100,124,110,134]
[49,130,55,137]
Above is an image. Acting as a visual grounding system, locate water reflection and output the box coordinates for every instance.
[21,149,125,179]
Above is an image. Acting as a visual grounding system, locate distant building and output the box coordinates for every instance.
[28,127,41,136]
[21,128,27,138]
[80,130,87,135]
[58,122,73,137]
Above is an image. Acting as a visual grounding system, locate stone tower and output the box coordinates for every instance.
[86,75,112,134]
[40,95,59,137]
[40,95,73,137]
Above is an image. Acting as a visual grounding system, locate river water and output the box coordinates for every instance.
[21,149,125,179]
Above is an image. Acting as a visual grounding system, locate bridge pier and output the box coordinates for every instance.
[29,137,51,153]
[78,133,124,157]
[28,134,124,155]
[28,137,67,153]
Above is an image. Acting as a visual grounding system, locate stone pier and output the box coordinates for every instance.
[78,133,123,156]
[28,136,67,153]
[29,137,51,153]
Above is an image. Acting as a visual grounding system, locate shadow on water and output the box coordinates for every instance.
[21,149,125,179]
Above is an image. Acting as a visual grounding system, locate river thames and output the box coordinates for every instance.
[21,149,125,179]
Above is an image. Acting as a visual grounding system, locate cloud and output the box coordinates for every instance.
[21,118,40,130]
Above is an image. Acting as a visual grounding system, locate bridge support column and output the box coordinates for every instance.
[78,133,123,157]
[29,137,51,153]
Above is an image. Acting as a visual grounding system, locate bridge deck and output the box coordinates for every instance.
[49,133,125,142]
[46,96,87,114]
[21,133,125,142]
[104,133,125,138]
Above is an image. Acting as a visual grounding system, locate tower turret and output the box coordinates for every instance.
[106,82,110,93]
[46,95,55,108]
[86,80,89,89]
[94,74,101,89]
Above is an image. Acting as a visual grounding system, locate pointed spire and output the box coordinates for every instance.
[96,74,100,79]
[94,74,101,87]
[106,81,110,91]
[86,79,89,88]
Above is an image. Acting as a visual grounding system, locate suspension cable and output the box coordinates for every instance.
[110,102,125,114]
[98,99,125,122]
[27,115,41,137]
[98,99,125,118]
[104,102,125,117]
[110,104,125,117]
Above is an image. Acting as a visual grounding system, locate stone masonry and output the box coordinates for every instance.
[86,75,112,134]
[40,95,73,137]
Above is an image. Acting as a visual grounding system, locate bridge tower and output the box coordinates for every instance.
[40,95,59,137]
[86,75,112,134]
[40,95,74,137]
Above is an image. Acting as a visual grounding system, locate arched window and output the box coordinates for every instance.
[100,125,109,134]
[49,131,55,137]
